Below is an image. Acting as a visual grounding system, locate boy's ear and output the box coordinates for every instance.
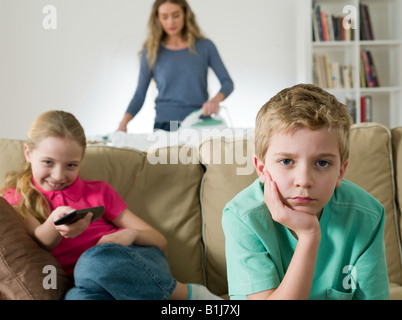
[23,143,31,162]
[336,159,349,188]
[253,155,267,183]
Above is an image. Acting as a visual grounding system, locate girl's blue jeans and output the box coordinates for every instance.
[64,243,177,300]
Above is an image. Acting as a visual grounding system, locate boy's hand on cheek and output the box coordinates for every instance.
[263,169,320,240]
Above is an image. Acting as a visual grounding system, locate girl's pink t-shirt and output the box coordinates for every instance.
[3,176,128,277]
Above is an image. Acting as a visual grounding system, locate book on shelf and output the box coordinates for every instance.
[312,2,375,42]
[312,2,354,41]
[313,53,354,89]
[346,96,373,123]
[360,49,380,88]
[360,3,374,41]
[312,49,380,89]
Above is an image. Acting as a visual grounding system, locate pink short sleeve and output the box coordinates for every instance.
[2,188,21,206]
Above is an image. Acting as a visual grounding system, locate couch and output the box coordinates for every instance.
[0,122,402,299]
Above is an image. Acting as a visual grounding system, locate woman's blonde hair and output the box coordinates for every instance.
[1,110,86,223]
[255,84,352,165]
[143,0,205,69]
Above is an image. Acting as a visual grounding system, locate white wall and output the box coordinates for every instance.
[0,0,299,140]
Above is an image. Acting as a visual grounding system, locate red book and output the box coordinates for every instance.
[321,12,329,41]
[361,96,366,123]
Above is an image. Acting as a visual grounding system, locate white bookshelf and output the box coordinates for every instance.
[297,0,402,127]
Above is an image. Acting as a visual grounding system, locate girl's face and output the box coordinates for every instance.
[24,137,84,192]
[158,2,185,38]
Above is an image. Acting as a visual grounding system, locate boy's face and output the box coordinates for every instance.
[254,126,348,217]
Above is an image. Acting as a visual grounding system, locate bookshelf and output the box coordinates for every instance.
[297,0,402,127]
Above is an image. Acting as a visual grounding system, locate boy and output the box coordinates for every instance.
[222,84,389,300]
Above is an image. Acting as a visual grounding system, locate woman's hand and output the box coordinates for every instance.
[202,100,220,116]
[117,123,128,132]
[117,113,133,132]
[201,92,226,116]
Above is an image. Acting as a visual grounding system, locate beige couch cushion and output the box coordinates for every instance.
[81,145,205,285]
[391,127,402,278]
[391,128,402,205]
[345,123,402,285]
[199,136,257,295]
[0,139,25,186]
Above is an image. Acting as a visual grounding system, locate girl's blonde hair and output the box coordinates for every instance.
[255,84,352,165]
[1,110,86,223]
[143,0,205,69]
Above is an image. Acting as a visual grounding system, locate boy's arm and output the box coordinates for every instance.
[248,232,320,300]
[250,170,321,300]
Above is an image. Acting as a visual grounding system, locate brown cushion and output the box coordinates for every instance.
[0,197,72,299]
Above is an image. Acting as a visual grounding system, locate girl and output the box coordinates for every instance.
[117,0,234,132]
[1,110,220,300]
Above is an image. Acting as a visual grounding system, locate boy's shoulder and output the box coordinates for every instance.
[224,179,267,219]
[331,179,384,220]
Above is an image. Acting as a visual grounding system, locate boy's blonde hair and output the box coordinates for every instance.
[1,110,86,223]
[255,84,352,164]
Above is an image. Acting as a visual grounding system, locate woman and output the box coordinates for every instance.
[117,0,234,132]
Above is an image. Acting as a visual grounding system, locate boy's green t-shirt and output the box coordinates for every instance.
[222,179,389,300]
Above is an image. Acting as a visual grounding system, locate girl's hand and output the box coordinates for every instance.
[96,228,136,246]
[51,206,93,239]
[263,169,320,239]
